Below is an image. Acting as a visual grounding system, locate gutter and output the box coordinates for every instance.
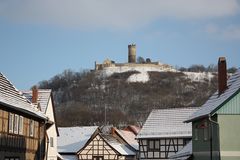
[208,114,221,160]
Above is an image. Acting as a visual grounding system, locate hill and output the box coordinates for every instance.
[38,68,219,127]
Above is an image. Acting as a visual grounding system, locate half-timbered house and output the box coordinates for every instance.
[78,132,136,160]
[57,126,99,160]
[185,58,240,160]
[136,108,198,159]
[0,72,51,160]
[23,88,61,160]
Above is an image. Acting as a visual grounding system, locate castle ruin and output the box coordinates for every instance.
[94,44,174,72]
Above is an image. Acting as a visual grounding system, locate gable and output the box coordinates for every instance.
[78,134,119,159]
[216,91,240,115]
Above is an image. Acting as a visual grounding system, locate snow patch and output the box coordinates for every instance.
[98,66,176,77]
[183,72,214,82]
[127,72,149,83]
[97,65,176,83]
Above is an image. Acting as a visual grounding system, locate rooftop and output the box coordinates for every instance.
[22,89,52,113]
[57,126,98,153]
[102,134,136,156]
[136,107,199,139]
[0,72,46,119]
[186,69,240,122]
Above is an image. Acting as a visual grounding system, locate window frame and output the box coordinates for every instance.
[19,116,24,135]
[8,113,14,133]
[203,121,209,141]
[50,137,54,147]
[13,114,19,134]
[29,119,34,137]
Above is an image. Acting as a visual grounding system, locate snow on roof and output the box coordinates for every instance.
[102,134,136,156]
[169,140,192,160]
[125,125,141,135]
[0,72,47,119]
[22,89,51,113]
[136,108,199,139]
[115,129,139,150]
[58,126,98,153]
[187,70,240,122]
[60,155,78,160]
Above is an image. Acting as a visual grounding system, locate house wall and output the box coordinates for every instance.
[138,138,190,159]
[45,97,58,160]
[0,106,46,160]
[218,115,240,160]
[78,134,119,160]
[192,117,220,160]
[78,134,130,160]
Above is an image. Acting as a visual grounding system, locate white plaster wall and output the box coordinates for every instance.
[46,97,58,160]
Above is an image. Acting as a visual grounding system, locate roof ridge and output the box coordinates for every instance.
[0,72,46,119]
[0,73,33,105]
[152,107,200,111]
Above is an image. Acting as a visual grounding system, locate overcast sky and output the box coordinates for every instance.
[1,0,240,89]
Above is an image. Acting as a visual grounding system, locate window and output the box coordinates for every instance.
[148,140,154,150]
[50,137,54,147]
[8,113,14,133]
[155,140,159,149]
[19,116,23,135]
[203,121,208,140]
[4,157,19,160]
[148,140,160,151]
[194,128,198,140]
[29,120,34,137]
[14,115,19,134]
[93,156,103,160]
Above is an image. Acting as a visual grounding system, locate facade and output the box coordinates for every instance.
[57,126,137,160]
[23,89,60,160]
[78,132,136,160]
[0,72,51,160]
[185,58,240,160]
[136,108,199,160]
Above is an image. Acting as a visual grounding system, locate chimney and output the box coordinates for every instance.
[218,57,227,95]
[32,86,38,104]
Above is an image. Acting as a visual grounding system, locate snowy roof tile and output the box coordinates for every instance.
[186,70,240,122]
[136,108,199,139]
[169,140,192,159]
[57,126,98,153]
[102,134,136,156]
[22,89,51,113]
[115,129,139,150]
[0,72,47,119]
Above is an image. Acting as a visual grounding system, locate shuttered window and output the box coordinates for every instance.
[13,115,19,134]
[29,119,34,137]
[8,113,14,133]
[19,116,23,135]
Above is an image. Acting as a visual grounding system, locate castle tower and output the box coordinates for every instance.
[128,44,136,63]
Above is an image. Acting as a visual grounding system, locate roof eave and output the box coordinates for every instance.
[0,101,47,120]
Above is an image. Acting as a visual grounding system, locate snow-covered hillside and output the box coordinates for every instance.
[96,66,215,83]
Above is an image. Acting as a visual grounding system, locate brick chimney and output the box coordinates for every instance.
[218,57,227,95]
[32,86,38,104]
